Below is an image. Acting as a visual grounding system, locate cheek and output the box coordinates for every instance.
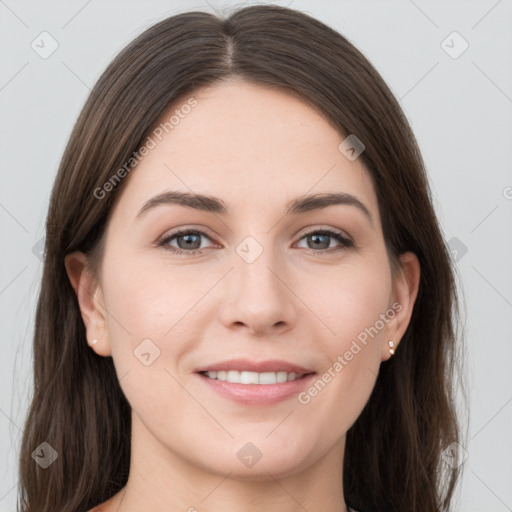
[294,265,390,432]
[310,258,392,348]
[102,253,209,341]
[100,258,203,414]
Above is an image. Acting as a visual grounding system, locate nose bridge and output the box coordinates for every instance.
[234,233,287,303]
[238,238,280,291]
[218,233,296,334]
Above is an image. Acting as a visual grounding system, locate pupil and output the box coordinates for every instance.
[310,234,328,249]
[180,233,200,250]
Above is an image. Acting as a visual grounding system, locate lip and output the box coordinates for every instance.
[195,358,313,374]
[197,372,316,405]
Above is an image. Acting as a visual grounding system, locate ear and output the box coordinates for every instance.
[64,251,112,356]
[382,251,421,361]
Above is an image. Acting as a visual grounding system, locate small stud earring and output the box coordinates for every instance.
[388,339,395,355]
[89,339,98,346]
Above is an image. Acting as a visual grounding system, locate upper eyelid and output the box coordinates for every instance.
[159,225,353,246]
[160,225,218,244]
[299,225,351,239]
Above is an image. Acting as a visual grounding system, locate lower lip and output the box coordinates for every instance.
[196,372,316,405]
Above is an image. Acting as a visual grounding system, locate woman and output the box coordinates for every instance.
[17,4,466,512]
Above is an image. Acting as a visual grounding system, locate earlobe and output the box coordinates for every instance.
[64,251,111,356]
[384,251,421,360]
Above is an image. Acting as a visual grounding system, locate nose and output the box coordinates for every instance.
[216,241,298,338]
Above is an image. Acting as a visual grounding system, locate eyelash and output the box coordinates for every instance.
[157,227,354,256]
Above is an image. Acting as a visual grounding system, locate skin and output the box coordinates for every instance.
[66,79,420,512]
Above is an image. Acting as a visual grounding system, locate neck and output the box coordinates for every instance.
[114,412,350,512]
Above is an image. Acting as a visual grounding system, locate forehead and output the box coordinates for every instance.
[110,79,379,222]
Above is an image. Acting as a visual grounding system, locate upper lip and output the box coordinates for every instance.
[196,358,315,375]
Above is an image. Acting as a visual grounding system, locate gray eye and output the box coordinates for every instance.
[174,232,203,250]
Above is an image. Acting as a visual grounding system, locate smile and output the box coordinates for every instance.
[197,371,317,405]
[200,370,310,385]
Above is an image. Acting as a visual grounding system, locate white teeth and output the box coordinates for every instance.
[203,370,305,384]
[240,371,259,384]
[259,372,278,384]
[276,371,288,383]
[227,370,240,383]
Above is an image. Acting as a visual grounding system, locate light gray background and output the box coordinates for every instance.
[1,1,511,511]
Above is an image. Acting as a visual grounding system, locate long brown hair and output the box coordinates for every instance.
[17,5,467,512]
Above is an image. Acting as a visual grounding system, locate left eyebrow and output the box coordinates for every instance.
[286,192,373,226]
[136,190,373,226]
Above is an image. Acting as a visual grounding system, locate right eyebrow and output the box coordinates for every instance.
[137,191,228,217]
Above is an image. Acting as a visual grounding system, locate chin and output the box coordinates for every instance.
[194,441,312,481]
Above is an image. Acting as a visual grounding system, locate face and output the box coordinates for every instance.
[69,79,418,481]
